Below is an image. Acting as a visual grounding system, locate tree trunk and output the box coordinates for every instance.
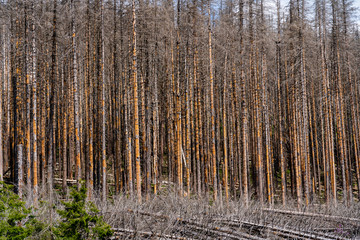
[132,0,142,203]
[208,0,217,202]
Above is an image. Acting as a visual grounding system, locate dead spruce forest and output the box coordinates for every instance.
[0,0,360,213]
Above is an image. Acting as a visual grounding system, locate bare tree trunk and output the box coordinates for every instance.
[125,80,133,196]
[132,0,142,203]
[300,0,310,206]
[239,0,248,204]
[61,63,67,193]
[276,0,286,205]
[85,0,93,198]
[175,0,183,197]
[100,0,106,201]
[192,0,201,196]
[208,0,217,202]
[71,0,81,189]
[17,144,23,199]
[24,2,31,190]
[261,55,273,206]
[0,27,3,182]
[152,1,159,195]
[223,54,229,204]
[153,68,159,195]
[31,1,38,201]
[48,0,57,197]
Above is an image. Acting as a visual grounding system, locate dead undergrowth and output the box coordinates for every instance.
[97,189,360,239]
[17,184,360,239]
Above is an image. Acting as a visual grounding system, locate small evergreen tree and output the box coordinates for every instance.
[0,182,44,240]
[53,184,113,240]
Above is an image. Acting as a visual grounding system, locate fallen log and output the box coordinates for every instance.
[262,208,360,224]
[176,218,264,240]
[313,227,353,232]
[125,210,265,239]
[179,222,247,239]
[53,178,77,184]
[214,218,349,240]
[111,228,190,239]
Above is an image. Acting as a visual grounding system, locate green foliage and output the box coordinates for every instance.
[0,182,112,240]
[0,182,44,240]
[53,184,113,240]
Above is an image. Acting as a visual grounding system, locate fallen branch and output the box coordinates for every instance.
[214,218,348,240]
[53,178,77,184]
[111,228,190,239]
[179,222,247,239]
[127,210,265,239]
[313,227,353,232]
[262,208,360,224]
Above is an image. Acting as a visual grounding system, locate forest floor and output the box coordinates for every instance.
[98,190,360,239]
[23,184,360,239]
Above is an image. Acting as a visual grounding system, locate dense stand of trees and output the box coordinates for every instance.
[0,0,359,207]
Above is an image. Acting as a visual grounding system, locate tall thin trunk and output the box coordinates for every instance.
[113,0,120,196]
[276,0,286,205]
[176,0,183,196]
[71,0,81,189]
[261,55,273,205]
[17,144,23,199]
[62,63,67,193]
[185,51,191,197]
[340,0,352,204]
[0,27,4,182]
[153,57,159,195]
[125,79,133,195]
[25,3,31,190]
[31,1,38,201]
[86,0,93,198]
[101,0,107,201]
[239,0,248,205]
[208,0,217,202]
[300,0,310,206]
[48,0,57,196]
[192,0,201,196]
[132,0,142,203]
[223,54,229,204]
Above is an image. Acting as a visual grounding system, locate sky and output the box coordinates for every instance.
[211,0,360,26]
[213,0,359,26]
[277,0,360,26]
